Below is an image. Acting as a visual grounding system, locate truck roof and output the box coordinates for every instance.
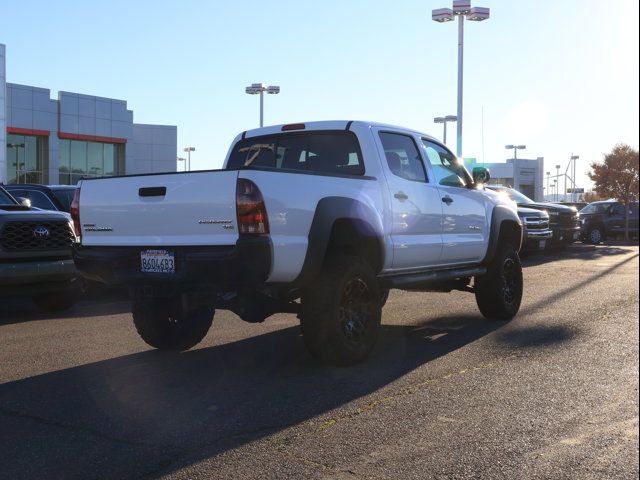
[242,120,441,144]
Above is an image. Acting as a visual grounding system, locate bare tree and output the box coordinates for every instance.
[588,144,639,241]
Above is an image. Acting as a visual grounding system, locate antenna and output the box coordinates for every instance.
[481,106,485,165]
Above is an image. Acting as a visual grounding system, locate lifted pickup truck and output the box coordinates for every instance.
[73,121,523,365]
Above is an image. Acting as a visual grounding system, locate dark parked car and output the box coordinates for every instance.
[516,207,553,252]
[0,185,80,312]
[487,186,581,247]
[579,201,639,244]
[3,184,76,213]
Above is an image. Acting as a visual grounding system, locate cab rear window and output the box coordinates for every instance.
[226,131,364,176]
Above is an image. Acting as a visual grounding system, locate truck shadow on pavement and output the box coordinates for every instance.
[0,289,130,326]
[521,244,633,267]
[0,313,505,480]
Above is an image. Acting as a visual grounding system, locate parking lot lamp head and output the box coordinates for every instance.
[432,1,490,157]
[434,116,458,145]
[245,83,280,127]
[183,147,195,171]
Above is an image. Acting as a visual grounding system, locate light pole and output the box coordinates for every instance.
[245,83,280,127]
[432,0,490,158]
[177,156,186,172]
[553,179,558,202]
[565,154,579,202]
[433,115,457,145]
[505,144,526,160]
[183,147,195,171]
[546,171,551,201]
[7,142,26,183]
[555,164,561,201]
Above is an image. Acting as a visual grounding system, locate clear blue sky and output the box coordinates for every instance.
[3,0,638,189]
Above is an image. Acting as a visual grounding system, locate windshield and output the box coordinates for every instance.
[51,188,76,212]
[490,186,535,204]
[0,188,17,205]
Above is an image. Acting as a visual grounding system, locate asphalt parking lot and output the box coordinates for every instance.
[1,244,638,480]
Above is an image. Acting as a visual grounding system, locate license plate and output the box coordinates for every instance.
[539,240,547,249]
[141,250,175,274]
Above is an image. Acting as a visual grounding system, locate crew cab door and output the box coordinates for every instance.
[375,130,444,269]
[421,139,488,264]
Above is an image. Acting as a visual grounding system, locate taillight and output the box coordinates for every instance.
[236,178,269,235]
[70,183,82,238]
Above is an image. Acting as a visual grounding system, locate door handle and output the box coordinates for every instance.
[139,186,167,197]
[441,195,453,205]
[394,192,408,201]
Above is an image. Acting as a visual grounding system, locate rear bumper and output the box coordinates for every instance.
[0,258,79,297]
[73,236,271,289]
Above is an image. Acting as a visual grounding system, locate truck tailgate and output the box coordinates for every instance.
[79,171,240,246]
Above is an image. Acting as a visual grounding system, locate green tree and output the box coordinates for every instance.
[588,144,639,241]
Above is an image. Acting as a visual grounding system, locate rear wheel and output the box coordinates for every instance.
[475,243,523,321]
[300,254,382,366]
[132,297,214,351]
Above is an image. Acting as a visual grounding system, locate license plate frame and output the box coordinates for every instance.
[539,240,547,249]
[140,249,175,274]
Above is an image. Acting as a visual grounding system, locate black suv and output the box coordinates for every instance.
[487,186,581,246]
[3,184,76,213]
[579,201,640,244]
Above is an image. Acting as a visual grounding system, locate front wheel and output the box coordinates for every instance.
[132,297,214,351]
[300,255,382,366]
[475,243,523,321]
[587,226,604,244]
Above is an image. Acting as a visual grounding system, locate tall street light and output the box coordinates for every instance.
[566,154,579,202]
[432,0,490,158]
[245,83,280,127]
[546,171,551,201]
[433,115,457,145]
[183,147,195,171]
[505,144,526,160]
[177,156,186,172]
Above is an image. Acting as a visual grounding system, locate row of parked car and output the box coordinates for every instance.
[0,182,638,314]
[486,186,639,251]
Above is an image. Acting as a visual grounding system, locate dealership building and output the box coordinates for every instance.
[464,157,545,201]
[1,44,177,186]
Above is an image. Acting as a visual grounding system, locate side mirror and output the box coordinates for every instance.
[16,197,32,208]
[472,166,491,184]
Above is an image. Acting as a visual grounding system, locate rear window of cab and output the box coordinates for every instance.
[226,131,364,176]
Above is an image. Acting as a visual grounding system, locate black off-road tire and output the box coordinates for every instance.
[300,254,382,366]
[32,287,79,313]
[587,226,604,244]
[132,297,214,351]
[475,243,523,321]
[380,289,390,308]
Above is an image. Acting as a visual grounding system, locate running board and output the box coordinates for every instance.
[379,266,487,291]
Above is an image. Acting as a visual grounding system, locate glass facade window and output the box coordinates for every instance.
[5,133,48,184]
[58,139,124,185]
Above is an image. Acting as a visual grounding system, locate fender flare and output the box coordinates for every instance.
[481,204,523,265]
[292,196,385,287]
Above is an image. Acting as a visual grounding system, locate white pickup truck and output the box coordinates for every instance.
[72,121,523,365]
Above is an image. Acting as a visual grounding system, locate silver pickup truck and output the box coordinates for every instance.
[0,185,79,312]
